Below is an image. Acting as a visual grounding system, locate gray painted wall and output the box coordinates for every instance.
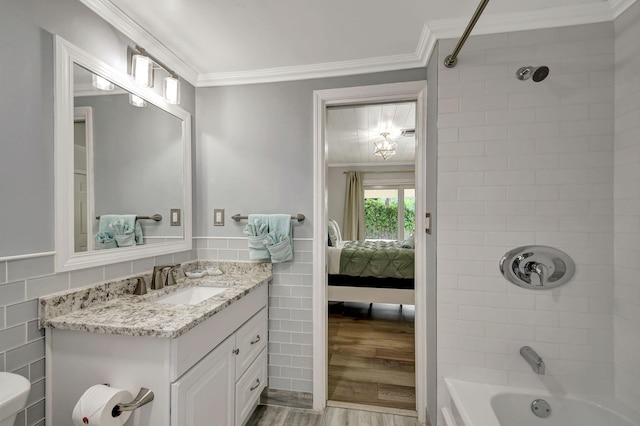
[0,2,196,424]
[194,69,427,240]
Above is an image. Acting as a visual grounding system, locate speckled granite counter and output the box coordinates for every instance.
[39,261,271,339]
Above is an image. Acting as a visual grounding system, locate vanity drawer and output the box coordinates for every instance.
[235,348,267,426]
[235,307,267,380]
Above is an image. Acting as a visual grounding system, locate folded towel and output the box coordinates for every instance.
[244,215,271,260]
[95,231,117,250]
[265,214,294,263]
[96,214,144,248]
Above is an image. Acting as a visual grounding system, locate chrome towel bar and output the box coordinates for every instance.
[232,214,305,222]
[96,214,162,221]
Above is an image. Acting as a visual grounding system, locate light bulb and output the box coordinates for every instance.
[91,74,114,91]
[131,54,153,87]
[163,75,180,105]
[129,93,146,108]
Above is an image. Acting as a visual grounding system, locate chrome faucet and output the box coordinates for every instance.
[520,346,545,375]
[150,264,178,290]
[132,276,147,295]
[527,262,548,286]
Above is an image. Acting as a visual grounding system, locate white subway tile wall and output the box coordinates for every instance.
[196,237,314,393]
[614,0,640,410]
[436,21,617,417]
[0,249,197,426]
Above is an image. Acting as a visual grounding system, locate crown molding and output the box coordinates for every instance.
[196,51,425,87]
[327,161,415,168]
[609,0,637,18]
[80,0,634,87]
[77,0,199,85]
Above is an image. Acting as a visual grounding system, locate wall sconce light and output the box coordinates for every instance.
[92,74,114,91]
[163,75,180,105]
[129,93,147,108]
[128,45,181,105]
[131,53,153,88]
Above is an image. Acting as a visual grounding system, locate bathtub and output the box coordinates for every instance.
[443,378,640,426]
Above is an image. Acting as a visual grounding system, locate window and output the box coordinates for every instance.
[364,187,415,240]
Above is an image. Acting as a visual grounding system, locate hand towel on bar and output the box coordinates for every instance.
[95,231,117,249]
[265,214,294,263]
[244,214,270,260]
[96,214,144,248]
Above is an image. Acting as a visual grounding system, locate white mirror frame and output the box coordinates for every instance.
[54,35,192,271]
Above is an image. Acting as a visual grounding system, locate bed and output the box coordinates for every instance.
[327,220,415,305]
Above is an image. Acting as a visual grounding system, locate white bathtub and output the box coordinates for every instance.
[444,378,640,426]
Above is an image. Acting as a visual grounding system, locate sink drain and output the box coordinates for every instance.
[531,399,552,418]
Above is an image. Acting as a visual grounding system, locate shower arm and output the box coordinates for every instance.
[444,0,491,68]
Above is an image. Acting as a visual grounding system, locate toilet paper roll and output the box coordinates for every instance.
[72,384,133,426]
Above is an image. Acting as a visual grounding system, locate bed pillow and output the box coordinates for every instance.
[328,219,342,247]
[401,234,415,249]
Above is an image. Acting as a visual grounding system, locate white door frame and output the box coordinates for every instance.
[312,81,430,424]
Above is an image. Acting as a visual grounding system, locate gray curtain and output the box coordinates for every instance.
[343,171,365,241]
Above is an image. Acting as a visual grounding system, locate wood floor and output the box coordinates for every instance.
[246,405,419,426]
[327,302,416,411]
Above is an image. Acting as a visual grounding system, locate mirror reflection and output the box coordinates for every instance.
[72,63,184,253]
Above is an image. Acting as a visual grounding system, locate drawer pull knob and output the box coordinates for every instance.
[250,335,261,345]
[250,378,261,391]
[232,348,240,355]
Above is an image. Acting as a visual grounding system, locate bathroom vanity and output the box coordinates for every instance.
[40,262,270,426]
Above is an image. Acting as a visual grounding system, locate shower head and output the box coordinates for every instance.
[516,66,550,82]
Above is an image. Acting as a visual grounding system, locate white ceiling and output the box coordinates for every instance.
[79,0,632,166]
[326,102,416,166]
[82,0,632,86]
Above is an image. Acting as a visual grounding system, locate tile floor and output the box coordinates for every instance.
[246,405,420,425]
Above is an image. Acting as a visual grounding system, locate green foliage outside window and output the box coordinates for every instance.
[365,197,415,240]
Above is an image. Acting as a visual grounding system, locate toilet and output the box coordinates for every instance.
[0,372,31,426]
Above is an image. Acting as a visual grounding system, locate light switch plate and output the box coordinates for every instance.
[170,209,181,226]
[214,209,225,226]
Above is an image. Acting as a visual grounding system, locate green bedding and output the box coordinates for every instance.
[339,240,414,279]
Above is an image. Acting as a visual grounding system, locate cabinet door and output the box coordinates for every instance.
[171,336,235,426]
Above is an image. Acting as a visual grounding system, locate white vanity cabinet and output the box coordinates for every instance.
[171,307,268,426]
[47,283,268,426]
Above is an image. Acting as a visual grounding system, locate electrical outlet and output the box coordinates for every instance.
[170,209,181,226]
[214,209,224,226]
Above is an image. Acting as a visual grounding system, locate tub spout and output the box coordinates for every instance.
[520,346,545,375]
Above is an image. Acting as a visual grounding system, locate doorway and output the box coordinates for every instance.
[312,81,432,425]
[325,101,417,412]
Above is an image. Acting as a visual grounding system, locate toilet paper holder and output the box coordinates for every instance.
[109,387,154,417]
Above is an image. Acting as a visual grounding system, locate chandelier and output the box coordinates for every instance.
[373,132,397,160]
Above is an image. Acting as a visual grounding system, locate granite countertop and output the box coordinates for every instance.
[40,262,271,339]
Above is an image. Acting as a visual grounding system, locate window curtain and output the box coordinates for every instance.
[343,171,365,241]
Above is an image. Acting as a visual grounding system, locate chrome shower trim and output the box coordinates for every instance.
[444,0,491,68]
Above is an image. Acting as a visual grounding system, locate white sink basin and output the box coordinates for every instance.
[154,287,227,305]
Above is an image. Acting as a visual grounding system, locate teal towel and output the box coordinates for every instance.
[96,214,144,248]
[95,231,117,250]
[244,215,270,260]
[265,214,294,263]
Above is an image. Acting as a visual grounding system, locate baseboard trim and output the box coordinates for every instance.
[261,388,313,410]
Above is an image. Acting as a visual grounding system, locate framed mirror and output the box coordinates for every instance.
[54,36,192,271]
